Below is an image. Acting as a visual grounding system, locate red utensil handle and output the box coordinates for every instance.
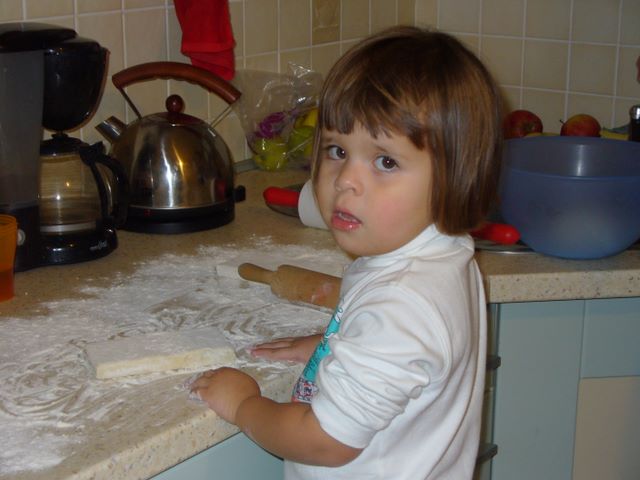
[263,187,301,208]
[471,222,521,245]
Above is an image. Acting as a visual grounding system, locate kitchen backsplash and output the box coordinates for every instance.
[1,0,639,164]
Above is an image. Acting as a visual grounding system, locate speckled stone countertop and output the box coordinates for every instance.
[1,168,639,480]
[476,244,640,303]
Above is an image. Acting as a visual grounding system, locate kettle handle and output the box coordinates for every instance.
[112,61,241,105]
[79,143,130,229]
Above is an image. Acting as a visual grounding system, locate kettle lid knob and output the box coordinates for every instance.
[166,94,184,114]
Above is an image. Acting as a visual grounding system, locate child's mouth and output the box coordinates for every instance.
[331,210,361,231]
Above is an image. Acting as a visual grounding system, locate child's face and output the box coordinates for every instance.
[315,122,433,257]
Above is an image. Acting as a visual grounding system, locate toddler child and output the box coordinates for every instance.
[191,25,503,479]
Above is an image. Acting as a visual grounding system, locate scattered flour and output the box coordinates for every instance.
[0,239,349,477]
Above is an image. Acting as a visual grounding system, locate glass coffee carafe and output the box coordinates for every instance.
[40,135,127,235]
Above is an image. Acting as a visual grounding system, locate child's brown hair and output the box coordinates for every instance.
[311,26,503,235]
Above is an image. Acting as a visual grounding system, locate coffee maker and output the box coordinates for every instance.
[0,23,128,271]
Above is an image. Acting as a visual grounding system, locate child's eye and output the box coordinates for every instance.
[326,145,346,160]
[373,155,398,171]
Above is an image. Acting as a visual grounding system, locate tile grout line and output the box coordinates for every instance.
[611,0,624,127]
[519,0,527,108]
[563,0,575,120]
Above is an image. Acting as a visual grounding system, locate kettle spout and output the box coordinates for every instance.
[96,116,126,143]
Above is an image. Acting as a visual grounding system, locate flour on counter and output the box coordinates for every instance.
[0,239,350,476]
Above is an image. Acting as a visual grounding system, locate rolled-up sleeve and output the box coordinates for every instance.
[311,285,451,448]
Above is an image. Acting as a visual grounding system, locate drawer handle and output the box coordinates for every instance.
[486,355,501,371]
[476,443,498,465]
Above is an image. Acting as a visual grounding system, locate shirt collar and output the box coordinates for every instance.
[354,224,473,269]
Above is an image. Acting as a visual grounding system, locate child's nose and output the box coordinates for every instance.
[335,160,363,194]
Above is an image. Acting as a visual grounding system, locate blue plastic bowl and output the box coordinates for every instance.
[499,136,640,259]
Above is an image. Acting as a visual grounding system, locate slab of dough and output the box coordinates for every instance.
[85,327,237,379]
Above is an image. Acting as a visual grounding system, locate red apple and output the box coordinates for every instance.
[503,110,544,139]
[560,114,601,137]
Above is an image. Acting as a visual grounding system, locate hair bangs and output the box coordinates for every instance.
[321,78,395,139]
[321,77,429,152]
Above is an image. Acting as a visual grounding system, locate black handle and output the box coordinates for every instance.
[79,142,130,228]
[476,443,498,465]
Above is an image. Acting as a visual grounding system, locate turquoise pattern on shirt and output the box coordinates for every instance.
[291,304,344,403]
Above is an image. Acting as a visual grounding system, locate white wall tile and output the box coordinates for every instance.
[570,44,616,95]
[523,40,568,91]
[280,0,311,49]
[77,0,121,14]
[526,0,571,40]
[0,0,23,21]
[440,0,479,33]
[620,0,640,45]
[25,0,74,18]
[572,0,620,44]
[371,0,397,33]
[245,0,278,55]
[482,0,524,36]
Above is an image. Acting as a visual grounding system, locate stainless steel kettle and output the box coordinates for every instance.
[96,61,244,234]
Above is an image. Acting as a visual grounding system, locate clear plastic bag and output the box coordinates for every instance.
[232,64,322,171]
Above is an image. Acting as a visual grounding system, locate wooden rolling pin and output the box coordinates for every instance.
[237,263,341,309]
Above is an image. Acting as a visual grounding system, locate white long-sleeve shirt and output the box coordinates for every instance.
[286,225,487,479]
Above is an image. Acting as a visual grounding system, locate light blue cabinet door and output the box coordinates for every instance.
[491,301,584,480]
[153,432,283,480]
[582,297,640,378]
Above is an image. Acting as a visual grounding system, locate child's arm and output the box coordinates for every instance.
[190,367,362,467]
[250,334,322,363]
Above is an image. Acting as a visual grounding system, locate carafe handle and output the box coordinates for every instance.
[78,142,130,229]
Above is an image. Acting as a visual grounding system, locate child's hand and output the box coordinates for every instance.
[251,334,322,363]
[190,367,260,424]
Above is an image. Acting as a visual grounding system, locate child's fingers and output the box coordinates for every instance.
[188,369,217,391]
[251,344,310,363]
[251,334,321,362]
[252,338,298,350]
[251,346,293,358]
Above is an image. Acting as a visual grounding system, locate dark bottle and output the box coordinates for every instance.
[629,105,640,142]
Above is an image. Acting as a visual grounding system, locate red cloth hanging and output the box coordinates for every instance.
[174,0,236,80]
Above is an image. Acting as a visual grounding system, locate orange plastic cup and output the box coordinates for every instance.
[0,214,18,302]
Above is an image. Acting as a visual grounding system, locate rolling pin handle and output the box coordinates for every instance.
[238,263,275,285]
